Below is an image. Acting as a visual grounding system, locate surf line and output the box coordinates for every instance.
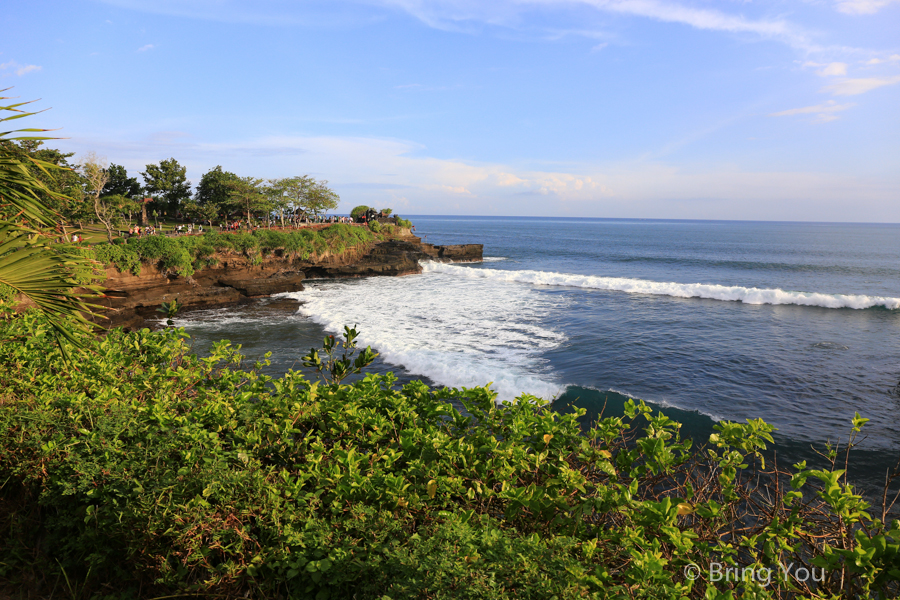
[421,262,900,310]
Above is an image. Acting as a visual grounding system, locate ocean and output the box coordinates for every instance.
[175,217,900,493]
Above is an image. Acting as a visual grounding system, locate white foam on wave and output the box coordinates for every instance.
[422,262,900,310]
[603,387,725,422]
[482,256,508,262]
[283,271,568,401]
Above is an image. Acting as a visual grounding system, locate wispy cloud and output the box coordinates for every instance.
[0,60,42,76]
[862,54,900,65]
[821,62,848,76]
[803,61,849,76]
[379,0,813,48]
[137,44,155,52]
[770,100,855,122]
[96,0,816,50]
[822,74,900,95]
[834,0,900,15]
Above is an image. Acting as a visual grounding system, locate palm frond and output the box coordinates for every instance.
[0,91,103,360]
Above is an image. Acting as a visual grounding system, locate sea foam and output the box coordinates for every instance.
[284,272,567,401]
[421,262,900,310]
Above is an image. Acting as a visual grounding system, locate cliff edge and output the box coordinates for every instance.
[95,235,482,330]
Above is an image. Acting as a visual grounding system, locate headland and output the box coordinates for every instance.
[94,228,482,330]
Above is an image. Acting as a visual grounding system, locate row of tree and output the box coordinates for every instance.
[4,140,342,242]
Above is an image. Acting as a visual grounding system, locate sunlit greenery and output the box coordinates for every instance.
[1,308,898,599]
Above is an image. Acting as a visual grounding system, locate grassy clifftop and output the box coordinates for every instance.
[72,224,386,281]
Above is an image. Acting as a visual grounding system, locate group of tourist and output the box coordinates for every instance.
[174,224,202,235]
[297,214,353,225]
[127,225,159,238]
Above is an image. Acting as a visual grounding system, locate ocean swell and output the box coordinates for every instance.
[421,262,900,310]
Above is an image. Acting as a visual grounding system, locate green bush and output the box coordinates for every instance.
[368,220,382,233]
[396,217,412,229]
[78,226,380,281]
[350,205,369,220]
[1,309,898,599]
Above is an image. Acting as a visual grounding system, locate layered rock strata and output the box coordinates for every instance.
[95,236,482,330]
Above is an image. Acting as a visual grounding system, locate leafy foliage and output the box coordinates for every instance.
[0,93,101,358]
[76,224,378,279]
[1,310,899,599]
[102,163,142,199]
[141,157,191,214]
[302,325,379,384]
[350,204,369,220]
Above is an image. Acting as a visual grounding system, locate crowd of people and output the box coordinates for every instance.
[127,225,159,238]
[113,213,372,240]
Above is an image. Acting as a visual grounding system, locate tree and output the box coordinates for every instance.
[350,205,369,221]
[141,158,191,216]
[227,177,269,222]
[303,179,340,218]
[181,199,218,226]
[195,166,240,220]
[268,175,312,226]
[79,152,118,243]
[102,164,141,199]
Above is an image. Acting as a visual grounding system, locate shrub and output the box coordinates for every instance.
[368,220,382,233]
[350,205,369,220]
[81,226,380,281]
[0,310,898,599]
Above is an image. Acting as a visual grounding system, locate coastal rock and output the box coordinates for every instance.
[94,237,482,329]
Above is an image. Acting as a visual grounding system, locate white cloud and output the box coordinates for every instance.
[96,0,814,50]
[378,0,811,47]
[137,44,155,52]
[819,62,848,76]
[53,131,899,221]
[834,0,900,15]
[804,61,849,76]
[863,55,900,65]
[822,74,900,95]
[0,60,42,76]
[769,100,855,122]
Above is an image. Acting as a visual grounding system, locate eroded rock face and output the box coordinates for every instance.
[95,237,482,329]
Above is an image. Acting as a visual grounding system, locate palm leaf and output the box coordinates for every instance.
[0,91,103,360]
[0,224,104,359]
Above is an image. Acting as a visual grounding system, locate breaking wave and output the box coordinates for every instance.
[421,262,900,310]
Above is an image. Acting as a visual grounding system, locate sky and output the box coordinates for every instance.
[3,0,899,221]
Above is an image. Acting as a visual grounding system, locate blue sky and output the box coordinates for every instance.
[3,0,899,220]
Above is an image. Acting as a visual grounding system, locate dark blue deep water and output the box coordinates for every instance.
[177,217,900,493]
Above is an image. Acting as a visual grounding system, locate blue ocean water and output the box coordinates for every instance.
[177,217,900,491]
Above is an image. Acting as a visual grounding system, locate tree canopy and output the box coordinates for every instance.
[195,165,240,211]
[141,158,191,214]
[227,176,269,221]
[102,164,141,199]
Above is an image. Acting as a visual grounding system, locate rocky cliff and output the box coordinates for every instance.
[95,236,482,330]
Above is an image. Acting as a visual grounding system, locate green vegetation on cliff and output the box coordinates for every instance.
[73,224,378,280]
[1,309,899,599]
